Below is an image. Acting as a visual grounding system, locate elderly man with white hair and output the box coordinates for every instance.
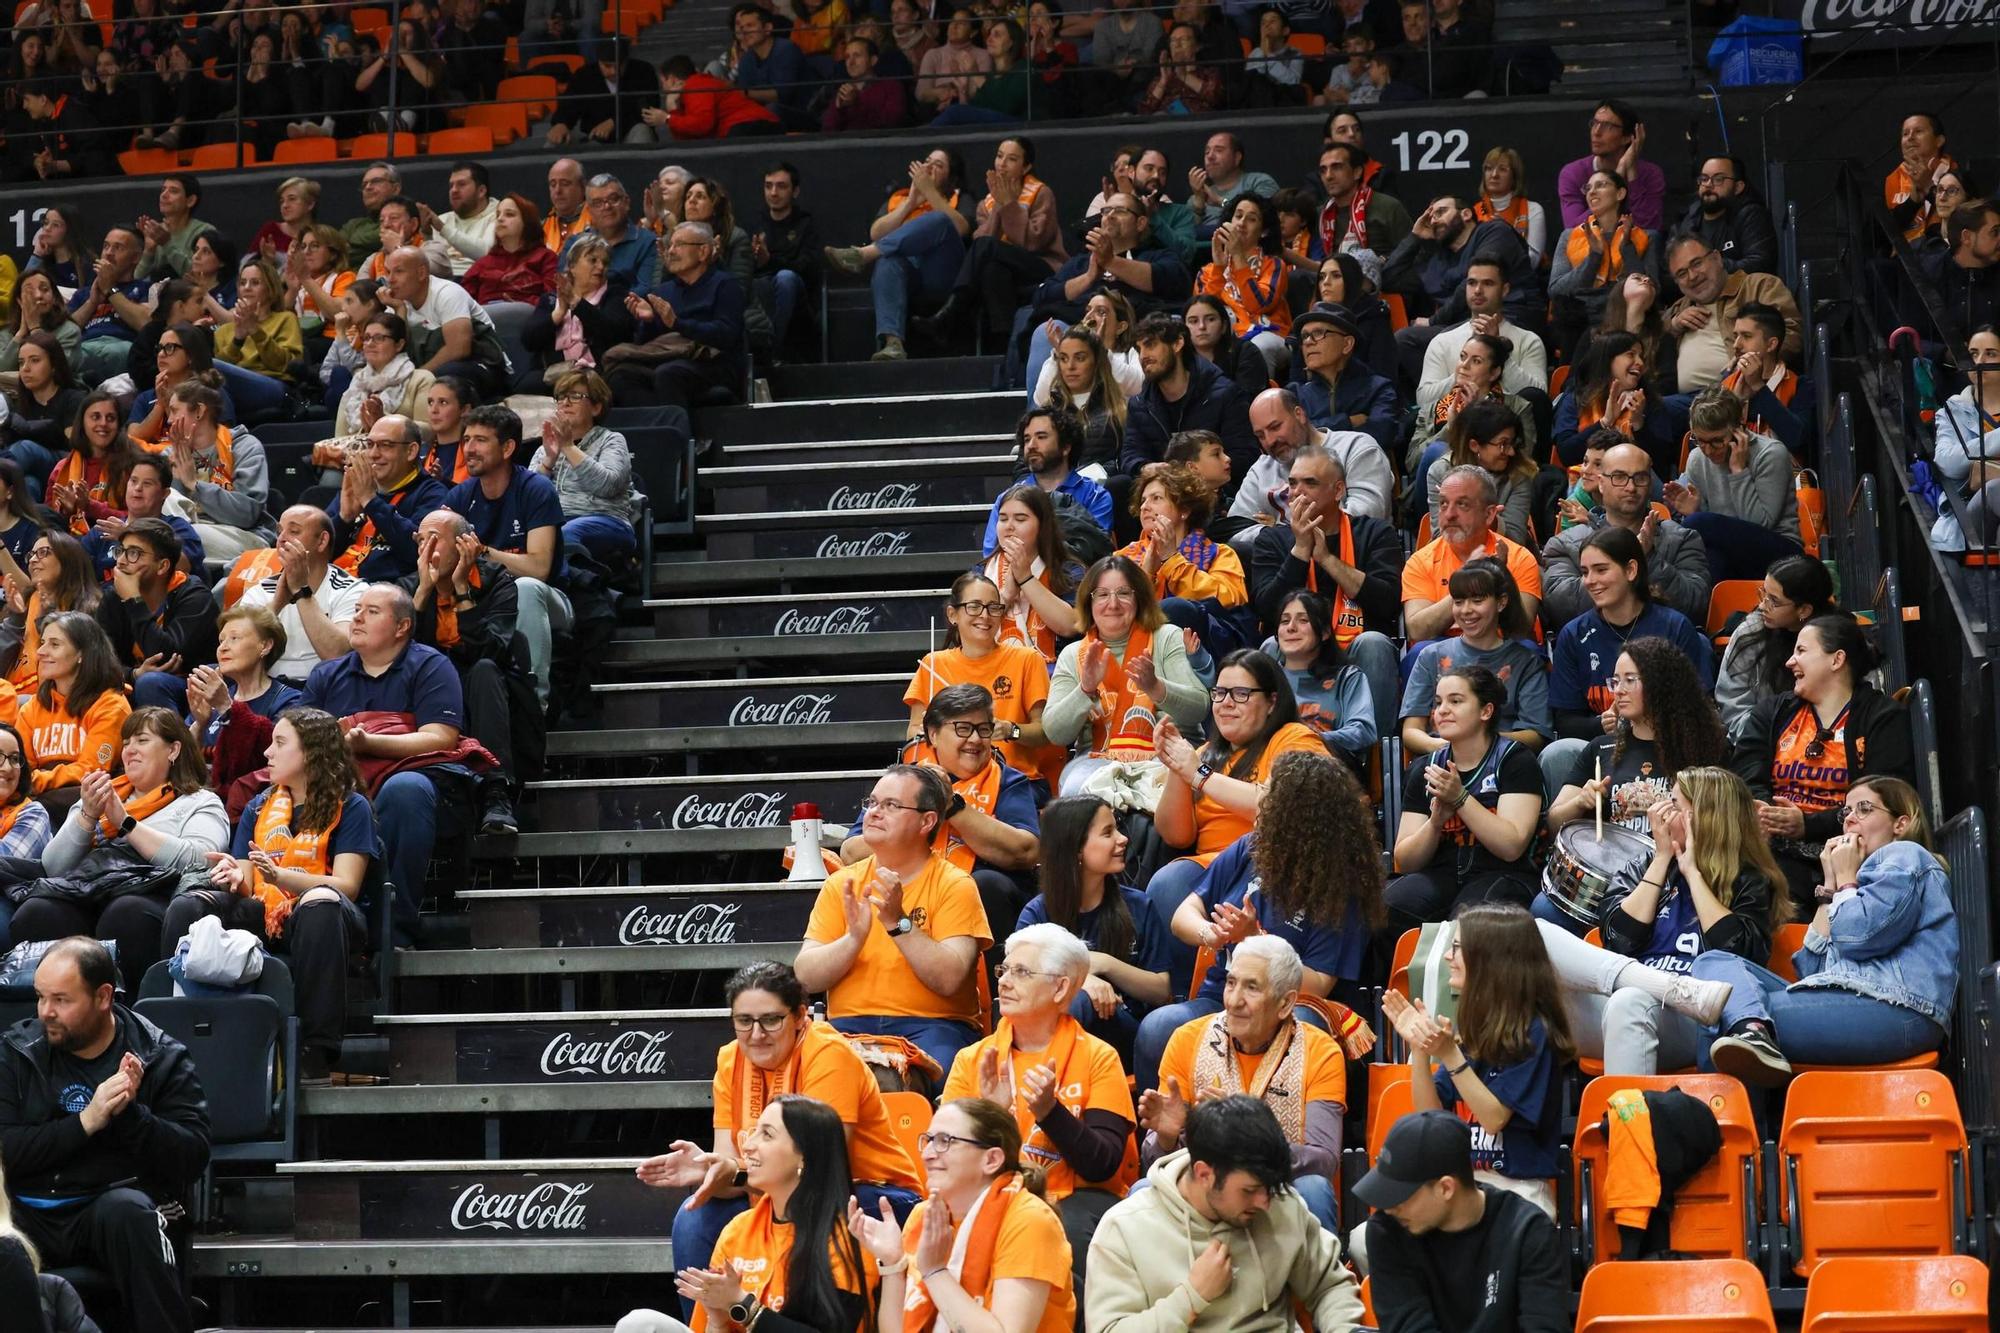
[604,220,747,411]
[1138,934,1348,1233]
[941,921,1139,1288]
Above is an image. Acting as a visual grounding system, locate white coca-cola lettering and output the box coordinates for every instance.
[1802,0,1998,26]
[671,789,788,830]
[773,606,878,636]
[540,1028,674,1077]
[618,900,742,946]
[449,1181,592,1232]
[817,530,914,558]
[728,693,836,726]
[827,483,922,510]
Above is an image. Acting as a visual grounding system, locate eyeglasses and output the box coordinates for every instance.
[555,391,592,405]
[1757,589,1794,611]
[992,962,1060,983]
[859,796,918,815]
[1589,117,1627,133]
[113,546,153,564]
[158,341,184,353]
[1838,799,1882,822]
[0,753,23,769]
[27,547,50,562]
[1099,205,1137,218]
[954,600,1007,617]
[1299,329,1338,345]
[1691,432,1733,451]
[1609,673,1642,691]
[729,1012,793,1034]
[360,332,395,344]
[941,720,996,740]
[1211,686,1273,705]
[1669,253,1717,284]
[1601,470,1649,489]
[1695,173,1737,185]
[1090,588,1136,604]
[917,1130,985,1153]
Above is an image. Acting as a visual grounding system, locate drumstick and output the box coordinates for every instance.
[1594,755,1603,840]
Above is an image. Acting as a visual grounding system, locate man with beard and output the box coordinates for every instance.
[0,937,209,1333]
[1673,155,1777,276]
[1383,194,1542,383]
[982,408,1112,555]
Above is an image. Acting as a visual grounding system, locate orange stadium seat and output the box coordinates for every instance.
[342,132,417,160]
[350,5,391,42]
[497,73,561,120]
[882,1090,931,1190]
[1573,1074,1761,1265]
[1801,1255,1988,1333]
[1576,1259,1775,1333]
[118,147,181,176]
[459,103,528,146]
[188,141,247,170]
[426,126,496,156]
[267,138,340,166]
[1706,579,1763,646]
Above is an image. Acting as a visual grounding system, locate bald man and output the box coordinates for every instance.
[235,504,369,683]
[382,246,513,398]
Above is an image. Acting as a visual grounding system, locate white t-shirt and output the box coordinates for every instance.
[406,276,512,371]
[236,564,368,683]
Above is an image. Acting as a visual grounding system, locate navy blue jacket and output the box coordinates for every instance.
[1121,354,1256,482]
[1291,360,1404,457]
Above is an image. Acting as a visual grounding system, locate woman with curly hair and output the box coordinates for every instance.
[168,707,379,1082]
[1117,462,1253,655]
[1149,650,1345,1000]
[1133,746,1384,1092]
[1532,765,1782,1076]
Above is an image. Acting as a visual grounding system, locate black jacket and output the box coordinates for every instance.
[0,1006,210,1205]
[523,277,637,367]
[328,473,452,582]
[1367,1185,1570,1333]
[1676,191,1780,277]
[552,58,659,137]
[1249,511,1404,636]
[95,576,220,681]
[1600,866,1778,968]
[1033,245,1193,323]
[398,557,520,673]
[1382,220,1542,326]
[1120,355,1256,483]
[1731,683,1914,845]
[751,206,823,292]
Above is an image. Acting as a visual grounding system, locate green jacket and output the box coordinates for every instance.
[137,218,217,281]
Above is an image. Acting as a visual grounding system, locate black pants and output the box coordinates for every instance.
[462,658,516,783]
[1381,863,1538,939]
[954,237,1055,337]
[971,867,1032,967]
[1057,1188,1120,1290]
[13,1187,191,1333]
[10,891,171,997]
[435,356,506,401]
[606,357,738,412]
[160,889,363,1060]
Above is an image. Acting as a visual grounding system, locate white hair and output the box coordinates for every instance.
[1232,935,1304,998]
[1005,922,1089,984]
[658,164,691,189]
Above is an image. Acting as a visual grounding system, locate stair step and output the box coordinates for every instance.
[394,941,801,979]
[588,670,910,729]
[192,1234,674,1278]
[524,768,875,831]
[546,718,906,760]
[720,431,1012,467]
[653,549,980,593]
[374,1007,733,1088]
[642,585,951,638]
[602,629,934,671]
[299,1081,712,1116]
[768,354,1002,398]
[284,1158,684,1242]
[698,389,1022,444]
[699,503,990,561]
[471,827,794,858]
[700,454,1015,514]
[461,880,816,950]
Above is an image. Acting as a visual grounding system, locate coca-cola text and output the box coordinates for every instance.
[728,693,836,726]
[827,483,922,510]
[817,531,913,558]
[672,790,788,829]
[540,1028,674,1077]
[773,606,878,636]
[450,1181,592,1232]
[618,901,742,946]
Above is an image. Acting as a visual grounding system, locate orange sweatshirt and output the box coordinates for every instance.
[22,688,130,792]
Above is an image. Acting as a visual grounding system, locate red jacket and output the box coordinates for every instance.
[462,244,559,306]
[668,71,780,139]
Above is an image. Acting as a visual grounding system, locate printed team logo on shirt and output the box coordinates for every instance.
[991,675,1014,699]
[95,743,114,766]
[908,906,928,930]
[59,1081,89,1113]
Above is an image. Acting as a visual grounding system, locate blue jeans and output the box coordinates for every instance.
[829,1013,980,1079]
[1689,951,1947,1067]
[671,1181,918,1318]
[375,770,462,947]
[1068,987,1142,1066]
[930,103,1020,126]
[768,268,806,351]
[1143,857,1208,1002]
[132,670,189,714]
[1293,1172,1339,1233]
[1530,890,1593,936]
[4,441,54,501]
[215,358,291,421]
[562,513,636,565]
[872,211,965,341]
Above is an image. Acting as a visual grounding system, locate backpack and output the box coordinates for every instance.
[1051,490,1113,568]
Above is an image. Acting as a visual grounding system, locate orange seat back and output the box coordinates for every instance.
[188,142,244,170]
[1779,1070,1969,1276]
[1705,579,1764,640]
[427,126,495,155]
[1366,1060,1410,1132]
[269,138,340,165]
[1573,1074,1762,1265]
[1800,1254,1988,1333]
[1549,363,1571,398]
[881,1091,932,1190]
[1386,928,1419,998]
[1365,1075,1414,1166]
[1768,923,1807,983]
[1576,1259,1775,1332]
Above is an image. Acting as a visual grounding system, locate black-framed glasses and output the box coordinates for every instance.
[0,752,24,769]
[730,1012,792,1034]
[1695,173,1737,185]
[942,721,995,740]
[1601,470,1649,489]
[917,1130,985,1153]
[113,546,152,564]
[157,341,184,353]
[954,600,1006,617]
[1210,686,1271,705]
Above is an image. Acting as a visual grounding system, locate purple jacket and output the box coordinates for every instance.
[1557,155,1667,232]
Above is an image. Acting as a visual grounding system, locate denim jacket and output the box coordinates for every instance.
[1793,840,1959,1026]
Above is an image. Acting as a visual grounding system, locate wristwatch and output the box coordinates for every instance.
[946,793,968,819]
[886,916,915,938]
[118,815,137,836]
[293,583,315,601]
[1191,762,1214,795]
[727,1300,757,1327]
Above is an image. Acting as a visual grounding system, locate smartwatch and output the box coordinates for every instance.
[887,916,915,938]
[1191,762,1214,795]
[118,815,137,836]
[946,793,968,819]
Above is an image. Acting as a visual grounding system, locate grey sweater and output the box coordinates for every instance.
[1539,512,1711,632]
[174,430,275,539]
[1681,430,1799,539]
[529,425,637,524]
[42,789,229,877]
[1044,628,1209,749]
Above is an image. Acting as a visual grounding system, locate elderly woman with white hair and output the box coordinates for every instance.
[939,921,1139,1289]
[1135,934,1349,1232]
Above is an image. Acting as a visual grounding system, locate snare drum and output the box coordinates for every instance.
[1542,821,1656,926]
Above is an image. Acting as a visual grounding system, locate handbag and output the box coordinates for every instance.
[600,331,716,370]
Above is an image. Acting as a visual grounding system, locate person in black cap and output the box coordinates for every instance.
[1289,305,1402,458]
[1356,1110,1569,1333]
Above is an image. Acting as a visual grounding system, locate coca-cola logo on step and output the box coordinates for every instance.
[619,900,741,946]
[540,1028,673,1077]
[450,1181,591,1232]
[1800,0,1989,28]
[672,790,788,829]
[729,693,835,726]
[773,606,877,635]
[817,531,913,558]
[827,483,922,510]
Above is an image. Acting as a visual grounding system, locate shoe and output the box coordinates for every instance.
[911,293,969,343]
[823,245,867,275]
[480,797,520,835]
[1709,1019,1792,1087]
[300,1047,335,1085]
[871,335,907,362]
[135,131,158,148]
[1662,974,1732,1026]
[155,127,181,151]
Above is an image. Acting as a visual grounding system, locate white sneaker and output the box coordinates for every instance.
[1663,974,1732,1026]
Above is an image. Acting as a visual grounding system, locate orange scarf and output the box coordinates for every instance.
[980,174,1046,219]
[334,468,424,575]
[1477,193,1530,241]
[1578,393,1641,437]
[249,782,345,938]
[422,439,471,486]
[1721,364,1797,441]
[100,777,176,842]
[988,1015,1135,1198]
[902,1180,1022,1333]
[1431,382,1502,427]
[1564,216,1647,287]
[1303,510,1367,649]
[50,452,111,536]
[9,591,43,693]
[730,1017,815,1130]
[935,759,1005,873]
[221,547,284,611]
[889,187,962,222]
[984,552,1055,663]
[0,800,25,845]
[1088,624,1157,761]
[151,426,238,490]
[431,564,483,651]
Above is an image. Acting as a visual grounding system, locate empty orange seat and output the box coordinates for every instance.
[118,147,181,176]
[459,103,528,146]
[268,137,340,165]
[1573,1074,1761,1265]
[497,73,561,119]
[1705,579,1763,645]
[342,132,417,160]
[425,126,494,155]
[1576,1259,1775,1332]
[882,1090,930,1190]
[187,141,245,170]
[1800,1255,1988,1332]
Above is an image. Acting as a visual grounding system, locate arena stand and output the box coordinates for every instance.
[0,6,1994,1328]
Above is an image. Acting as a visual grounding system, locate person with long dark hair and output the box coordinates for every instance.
[1551,329,1677,470]
[1399,558,1551,757]
[1262,588,1376,768]
[0,533,95,700]
[1548,168,1656,364]
[1,331,81,489]
[1419,394,1540,545]
[1730,615,1915,904]
[18,612,129,817]
[982,484,1082,666]
[920,137,1065,346]
[1038,323,1130,473]
[1014,796,1169,1059]
[1197,192,1292,373]
[47,392,141,542]
[1547,526,1714,746]
[1715,553,1836,736]
[646,963,921,1322]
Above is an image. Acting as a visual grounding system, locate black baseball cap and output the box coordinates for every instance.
[1294,305,1359,340]
[1353,1110,1473,1209]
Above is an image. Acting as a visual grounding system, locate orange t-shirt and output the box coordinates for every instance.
[1192,721,1325,859]
[21,688,130,793]
[1768,703,1851,817]
[712,1023,922,1191]
[690,1196,872,1332]
[1157,1011,1347,1109]
[941,1018,1138,1201]
[805,855,992,1025]
[1401,532,1544,628]
[901,1187,1075,1333]
[904,645,1053,784]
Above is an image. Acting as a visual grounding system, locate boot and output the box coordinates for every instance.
[911,292,972,345]
[871,334,906,362]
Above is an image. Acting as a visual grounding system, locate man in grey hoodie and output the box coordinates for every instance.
[1085,1095,1363,1333]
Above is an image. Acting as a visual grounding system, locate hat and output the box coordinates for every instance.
[1352,1110,1472,1209]
[1295,304,1359,340]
